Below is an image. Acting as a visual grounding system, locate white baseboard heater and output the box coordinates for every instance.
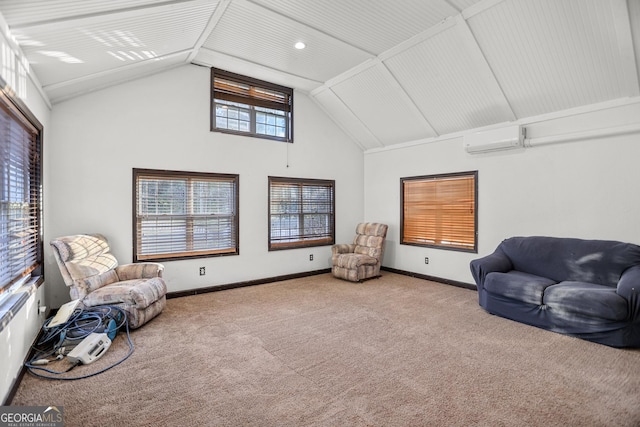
[463,125,525,154]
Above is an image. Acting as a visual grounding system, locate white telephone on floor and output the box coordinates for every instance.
[67,333,111,365]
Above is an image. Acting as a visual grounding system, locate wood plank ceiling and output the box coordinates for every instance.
[0,0,638,150]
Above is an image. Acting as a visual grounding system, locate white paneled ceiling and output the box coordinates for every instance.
[0,0,638,150]
[468,0,638,118]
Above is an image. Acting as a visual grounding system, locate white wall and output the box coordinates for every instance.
[45,64,364,308]
[364,100,640,285]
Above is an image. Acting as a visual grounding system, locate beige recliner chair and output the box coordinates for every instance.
[332,223,388,282]
[50,233,167,329]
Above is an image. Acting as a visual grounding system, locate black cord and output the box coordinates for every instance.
[25,305,135,380]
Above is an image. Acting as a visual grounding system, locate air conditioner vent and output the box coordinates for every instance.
[463,125,525,154]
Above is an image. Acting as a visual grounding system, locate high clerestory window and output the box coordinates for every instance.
[211,68,293,143]
[133,169,239,261]
[401,171,478,253]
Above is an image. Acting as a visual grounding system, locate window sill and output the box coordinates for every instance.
[0,276,43,335]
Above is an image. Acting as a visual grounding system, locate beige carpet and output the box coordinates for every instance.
[11,273,640,426]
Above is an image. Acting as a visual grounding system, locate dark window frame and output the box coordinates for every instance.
[133,168,240,262]
[211,68,294,143]
[400,171,478,253]
[0,82,44,300]
[268,176,335,251]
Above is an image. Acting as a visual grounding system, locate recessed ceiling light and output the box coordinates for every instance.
[294,42,306,50]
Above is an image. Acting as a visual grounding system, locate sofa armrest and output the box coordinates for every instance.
[470,251,513,289]
[617,265,640,321]
[332,244,356,255]
[116,263,164,281]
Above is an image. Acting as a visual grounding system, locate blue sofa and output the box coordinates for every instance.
[470,236,640,348]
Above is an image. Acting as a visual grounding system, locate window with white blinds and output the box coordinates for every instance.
[211,68,293,143]
[269,177,335,250]
[134,169,239,261]
[0,88,43,298]
[401,171,478,253]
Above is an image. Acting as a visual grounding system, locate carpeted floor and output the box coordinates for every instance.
[11,273,640,426]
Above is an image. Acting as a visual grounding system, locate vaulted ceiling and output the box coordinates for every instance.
[1,0,639,150]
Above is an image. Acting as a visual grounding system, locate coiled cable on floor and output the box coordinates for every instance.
[25,305,135,380]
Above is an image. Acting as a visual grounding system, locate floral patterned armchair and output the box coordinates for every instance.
[50,233,167,329]
[332,223,388,282]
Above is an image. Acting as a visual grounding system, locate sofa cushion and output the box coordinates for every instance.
[543,282,628,321]
[484,271,556,305]
[499,236,640,286]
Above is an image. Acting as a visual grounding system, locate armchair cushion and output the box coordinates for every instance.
[333,253,379,269]
[83,277,166,308]
[76,270,119,300]
[116,263,164,281]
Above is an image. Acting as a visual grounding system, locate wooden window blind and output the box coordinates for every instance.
[134,169,239,261]
[211,68,293,142]
[268,177,335,250]
[0,88,43,297]
[401,171,477,252]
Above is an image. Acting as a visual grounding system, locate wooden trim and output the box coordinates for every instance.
[166,268,331,299]
[381,266,477,291]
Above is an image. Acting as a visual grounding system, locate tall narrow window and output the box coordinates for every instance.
[0,88,43,300]
[269,177,335,250]
[134,169,239,261]
[401,171,477,252]
[211,68,293,143]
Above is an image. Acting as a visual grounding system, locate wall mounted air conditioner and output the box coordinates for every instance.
[463,125,525,154]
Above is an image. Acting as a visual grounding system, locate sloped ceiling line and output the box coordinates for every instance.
[42,49,192,91]
[377,16,458,63]
[325,84,386,149]
[453,14,517,120]
[309,87,382,150]
[377,60,440,138]
[310,62,387,149]
[8,0,206,31]
[186,0,229,64]
[193,46,323,92]
[461,0,508,19]
[244,0,378,57]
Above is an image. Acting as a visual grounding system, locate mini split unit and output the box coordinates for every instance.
[463,125,526,154]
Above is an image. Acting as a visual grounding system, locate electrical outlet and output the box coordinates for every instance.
[424,257,429,264]
[199,267,206,276]
[309,254,314,261]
